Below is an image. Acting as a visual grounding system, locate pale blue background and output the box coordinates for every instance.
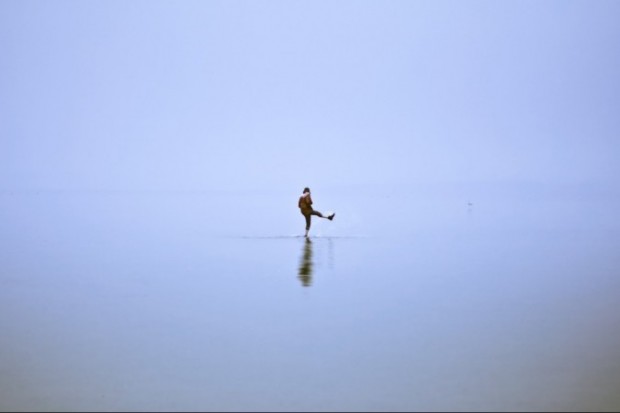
[2,0,619,192]
[2,1,620,411]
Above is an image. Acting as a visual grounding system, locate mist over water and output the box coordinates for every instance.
[1,184,619,411]
[2,0,620,410]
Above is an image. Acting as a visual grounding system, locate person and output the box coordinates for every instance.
[298,187,334,237]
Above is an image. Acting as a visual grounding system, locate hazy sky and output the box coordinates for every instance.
[1,0,619,191]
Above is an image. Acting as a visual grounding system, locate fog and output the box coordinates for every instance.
[2,0,619,192]
[2,1,620,411]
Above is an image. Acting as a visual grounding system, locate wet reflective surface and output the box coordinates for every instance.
[298,238,314,287]
[1,188,619,411]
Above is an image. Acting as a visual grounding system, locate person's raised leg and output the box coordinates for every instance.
[312,210,335,221]
[311,210,324,218]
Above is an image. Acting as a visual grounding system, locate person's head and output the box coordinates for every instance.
[303,187,310,194]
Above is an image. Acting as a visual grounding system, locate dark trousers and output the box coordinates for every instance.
[302,210,323,230]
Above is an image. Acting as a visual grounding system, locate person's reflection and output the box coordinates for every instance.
[297,237,314,287]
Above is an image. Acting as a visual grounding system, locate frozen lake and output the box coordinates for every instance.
[1,186,619,411]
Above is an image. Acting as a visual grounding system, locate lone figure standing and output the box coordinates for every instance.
[299,187,335,237]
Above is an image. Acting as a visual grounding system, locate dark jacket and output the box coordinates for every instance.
[298,193,313,214]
